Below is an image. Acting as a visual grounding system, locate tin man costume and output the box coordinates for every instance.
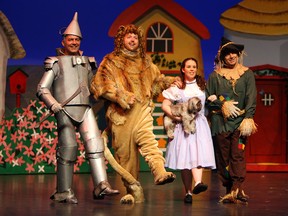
[36,12,119,204]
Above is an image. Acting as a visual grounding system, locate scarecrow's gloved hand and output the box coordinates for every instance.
[239,118,258,136]
[221,100,240,119]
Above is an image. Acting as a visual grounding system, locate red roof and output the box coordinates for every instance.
[250,64,288,73]
[108,0,210,39]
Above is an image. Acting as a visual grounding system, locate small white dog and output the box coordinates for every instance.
[164,97,202,139]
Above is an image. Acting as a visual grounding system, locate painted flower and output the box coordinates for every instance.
[25,163,35,173]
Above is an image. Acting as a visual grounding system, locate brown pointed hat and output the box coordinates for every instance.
[218,37,244,60]
[63,12,82,39]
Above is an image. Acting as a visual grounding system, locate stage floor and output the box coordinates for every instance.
[0,171,287,216]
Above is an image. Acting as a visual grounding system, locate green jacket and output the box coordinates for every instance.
[206,68,257,136]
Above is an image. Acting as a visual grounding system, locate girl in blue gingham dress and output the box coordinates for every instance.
[161,57,216,203]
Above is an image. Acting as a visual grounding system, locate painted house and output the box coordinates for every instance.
[109,0,210,77]
[0,11,26,119]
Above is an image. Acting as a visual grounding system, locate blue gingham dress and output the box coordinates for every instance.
[162,82,216,170]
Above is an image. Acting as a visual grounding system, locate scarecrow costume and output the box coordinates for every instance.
[206,37,257,204]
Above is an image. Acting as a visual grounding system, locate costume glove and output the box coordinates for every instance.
[51,102,63,113]
[238,118,257,136]
[221,100,241,119]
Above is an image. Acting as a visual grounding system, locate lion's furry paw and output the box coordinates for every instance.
[120,194,135,204]
[125,181,145,203]
[154,171,176,185]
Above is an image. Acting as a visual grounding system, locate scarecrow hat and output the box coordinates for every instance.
[62,12,82,39]
[218,37,244,60]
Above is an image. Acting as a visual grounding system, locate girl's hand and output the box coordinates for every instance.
[173,116,182,122]
[207,94,217,102]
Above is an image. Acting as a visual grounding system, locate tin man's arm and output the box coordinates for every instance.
[36,57,60,110]
[36,69,58,110]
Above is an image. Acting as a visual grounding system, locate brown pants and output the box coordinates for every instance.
[213,130,246,191]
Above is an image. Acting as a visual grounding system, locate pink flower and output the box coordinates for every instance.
[0,134,7,146]
[27,100,36,109]
[23,145,35,157]
[38,101,46,109]
[46,152,56,165]
[5,152,15,164]
[5,119,14,130]
[74,164,80,172]
[48,146,56,155]
[42,121,56,131]
[30,133,39,145]
[15,141,25,151]
[40,153,47,162]
[42,140,52,150]
[17,156,25,166]
[22,107,36,120]
[28,121,37,129]
[13,110,22,119]
[17,129,29,141]
[32,155,42,164]
[78,143,85,152]
[10,132,18,144]
[76,156,85,166]
[17,118,29,129]
[25,163,35,173]
[38,131,48,143]
[4,143,12,153]
[22,107,31,116]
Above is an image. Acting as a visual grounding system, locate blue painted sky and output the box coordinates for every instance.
[1,0,240,78]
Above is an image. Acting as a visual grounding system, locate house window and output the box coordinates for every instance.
[146,22,173,53]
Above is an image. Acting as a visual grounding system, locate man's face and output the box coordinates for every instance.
[123,33,139,51]
[224,52,238,68]
[61,35,81,55]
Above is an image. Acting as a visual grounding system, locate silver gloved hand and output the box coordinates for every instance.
[50,102,63,113]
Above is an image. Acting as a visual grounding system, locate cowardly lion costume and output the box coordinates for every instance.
[90,24,179,204]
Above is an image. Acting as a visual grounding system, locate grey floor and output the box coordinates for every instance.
[0,171,287,216]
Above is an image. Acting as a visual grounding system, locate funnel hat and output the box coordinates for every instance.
[63,12,82,39]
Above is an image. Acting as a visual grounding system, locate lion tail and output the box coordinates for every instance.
[102,129,138,185]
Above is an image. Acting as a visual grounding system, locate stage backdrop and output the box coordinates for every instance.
[0,97,170,174]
